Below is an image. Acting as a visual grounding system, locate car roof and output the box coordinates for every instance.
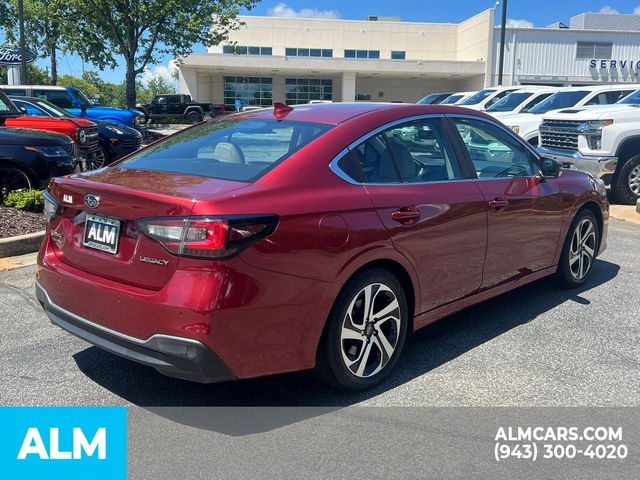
[237,102,493,125]
[0,85,67,91]
[554,84,640,92]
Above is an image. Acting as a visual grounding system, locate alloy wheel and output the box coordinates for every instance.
[340,283,401,378]
[628,164,640,196]
[0,167,31,192]
[569,218,597,281]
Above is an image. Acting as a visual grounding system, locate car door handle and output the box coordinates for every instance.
[488,198,509,210]
[391,207,420,224]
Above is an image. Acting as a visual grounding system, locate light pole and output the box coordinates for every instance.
[497,0,508,86]
[18,0,28,84]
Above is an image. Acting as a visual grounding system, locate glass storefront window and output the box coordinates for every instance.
[285,78,333,104]
[223,76,273,111]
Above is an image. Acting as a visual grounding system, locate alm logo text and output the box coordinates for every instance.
[17,427,107,460]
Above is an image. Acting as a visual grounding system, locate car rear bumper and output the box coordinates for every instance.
[538,147,618,184]
[35,281,236,384]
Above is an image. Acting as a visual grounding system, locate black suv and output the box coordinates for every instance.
[0,92,75,191]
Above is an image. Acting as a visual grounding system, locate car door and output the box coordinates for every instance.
[345,116,488,313]
[448,115,565,289]
[168,96,181,115]
[152,95,168,115]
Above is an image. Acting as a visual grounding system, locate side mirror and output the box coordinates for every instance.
[19,107,27,114]
[539,157,562,179]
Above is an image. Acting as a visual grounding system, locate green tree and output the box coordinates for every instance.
[2,0,70,84]
[65,0,259,108]
[136,75,176,104]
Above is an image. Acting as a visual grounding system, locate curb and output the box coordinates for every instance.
[637,199,640,214]
[0,231,45,258]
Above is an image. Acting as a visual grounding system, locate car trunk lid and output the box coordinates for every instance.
[47,168,249,290]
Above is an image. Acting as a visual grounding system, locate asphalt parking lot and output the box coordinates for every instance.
[0,218,638,408]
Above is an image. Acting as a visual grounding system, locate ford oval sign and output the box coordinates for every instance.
[0,45,37,66]
[84,194,100,209]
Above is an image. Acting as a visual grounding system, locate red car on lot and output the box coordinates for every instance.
[4,105,102,169]
[35,103,608,391]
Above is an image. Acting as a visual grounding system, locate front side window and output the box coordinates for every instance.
[451,117,535,178]
[118,119,332,183]
[338,118,460,184]
[585,90,634,105]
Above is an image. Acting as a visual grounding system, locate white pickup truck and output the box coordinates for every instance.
[496,84,640,147]
[538,90,640,204]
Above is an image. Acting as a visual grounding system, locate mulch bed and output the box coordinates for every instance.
[0,206,46,239]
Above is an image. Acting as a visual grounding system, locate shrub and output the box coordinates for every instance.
[3,189,45,212]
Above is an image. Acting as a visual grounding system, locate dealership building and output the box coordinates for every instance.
[178,9,640,110]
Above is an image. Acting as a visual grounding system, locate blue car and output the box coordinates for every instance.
[0,85,144,128]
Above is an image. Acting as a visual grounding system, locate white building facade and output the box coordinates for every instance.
[179,10,640,108]
[179,10,494,110]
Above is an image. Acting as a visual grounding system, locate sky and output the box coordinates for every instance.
[5,1,640,86]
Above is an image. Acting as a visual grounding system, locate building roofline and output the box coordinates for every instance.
[238,9,494,27]
[494,25,640,34]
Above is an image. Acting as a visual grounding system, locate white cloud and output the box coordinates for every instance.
[506,18,534,28]
[267,3,340,19]
[598,6,620,14]
[634,6,640,14]
[141,59,179,86]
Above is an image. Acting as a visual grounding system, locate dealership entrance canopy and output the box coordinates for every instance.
[179,8,640,109]
[178,11,494,110]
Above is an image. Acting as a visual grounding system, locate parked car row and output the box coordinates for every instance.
[420,83,640,203]
[0,90,142,192]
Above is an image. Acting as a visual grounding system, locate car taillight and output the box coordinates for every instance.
[138,215,278,259]
[43,191,63,223]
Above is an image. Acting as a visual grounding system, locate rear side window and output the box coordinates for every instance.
[337,118,460,184]
[117,119,332,182]
[33,90,73,108]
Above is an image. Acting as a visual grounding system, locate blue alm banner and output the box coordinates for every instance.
[0,407,127,479]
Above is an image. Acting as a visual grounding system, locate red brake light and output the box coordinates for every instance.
[138,215,278,259]
[273,102,293,120]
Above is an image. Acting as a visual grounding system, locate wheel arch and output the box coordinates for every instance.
[0,158,37,187]
[577,201,603,240]
[614,135,640,169]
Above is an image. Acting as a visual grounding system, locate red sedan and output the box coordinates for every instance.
[36,103,608,391]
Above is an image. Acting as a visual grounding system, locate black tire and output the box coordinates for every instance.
[0,166,32,192]
[554,209,599,288]
[316,269,409,391]
[610,155,640,205]
[86,147,109,171]
[186,111,203,124]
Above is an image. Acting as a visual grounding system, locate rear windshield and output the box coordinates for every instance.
[527,91,589,114]
[117,118,332,182]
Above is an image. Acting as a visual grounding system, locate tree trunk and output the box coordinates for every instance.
[50,43,57,85]
[125,59,136,109]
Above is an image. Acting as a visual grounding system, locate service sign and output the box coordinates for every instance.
[0,45,37,66]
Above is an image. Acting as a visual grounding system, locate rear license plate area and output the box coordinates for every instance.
[83,214,121,254]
